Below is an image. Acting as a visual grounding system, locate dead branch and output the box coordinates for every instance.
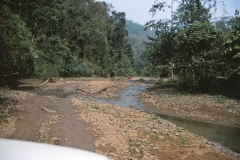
[40,77,50,85]
[168,65,189,70]
[0,72,19,77]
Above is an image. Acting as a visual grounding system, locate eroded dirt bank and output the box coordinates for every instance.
[138,86,240,128]
[0,78,240,160]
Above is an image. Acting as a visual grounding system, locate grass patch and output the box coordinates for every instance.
[214,95,227,104]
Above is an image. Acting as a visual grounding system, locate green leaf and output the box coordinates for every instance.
[233,52,240,58]
[31,51,39,59]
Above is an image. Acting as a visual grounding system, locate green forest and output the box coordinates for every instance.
[1,0,135,82]
[143,0,240,94]
[1,0,240,94]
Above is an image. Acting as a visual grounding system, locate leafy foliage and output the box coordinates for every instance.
[174,21,224,89]
[0,4,35,76]
[1,0,136,83]
[219,13,240,92]
[144,0,239,93]
[174,0,211,29]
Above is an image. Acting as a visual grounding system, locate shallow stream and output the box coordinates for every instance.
[18,83,240,153]
[105,84,240,153]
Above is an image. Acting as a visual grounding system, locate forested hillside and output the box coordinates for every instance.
[0,0,135,84]
[125,20,155,58]
[124,20,156,76]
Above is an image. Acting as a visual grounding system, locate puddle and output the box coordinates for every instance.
[13,86,74,98]
[36,90,74,98]
[12,85,39,91]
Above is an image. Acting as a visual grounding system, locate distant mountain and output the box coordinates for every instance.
[125,20,155,58]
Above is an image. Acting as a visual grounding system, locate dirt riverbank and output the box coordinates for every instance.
[138,85,240,128]
[0,78,239,159]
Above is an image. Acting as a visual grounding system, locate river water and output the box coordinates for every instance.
[104,84,240,153]
[21,83,240,153]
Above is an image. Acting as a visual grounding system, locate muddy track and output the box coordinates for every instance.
[8,93,95,152]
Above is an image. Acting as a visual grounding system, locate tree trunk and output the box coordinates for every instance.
[170,61,174,79]
[192,69,195,85]
[31,22,37,42]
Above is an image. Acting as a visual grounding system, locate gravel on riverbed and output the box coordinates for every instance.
[72,97,240,160]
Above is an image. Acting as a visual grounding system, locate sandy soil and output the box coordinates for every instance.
[0,78,239,160]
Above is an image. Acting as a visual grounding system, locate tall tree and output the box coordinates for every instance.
[146,0,203,78]
[174,21,224,88]
[220,11,240,92]
[0,3,35,77]
[144,0,225,87]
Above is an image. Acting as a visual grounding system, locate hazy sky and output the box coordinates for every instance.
[96,0,240,25]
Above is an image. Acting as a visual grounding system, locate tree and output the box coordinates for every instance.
[175,0,212,28]
[215,19,231,33]
[105,11,134,76]
[174,21,224,89]
[144,0,223,81]
[220,11,240,92]
[0,4,35,77]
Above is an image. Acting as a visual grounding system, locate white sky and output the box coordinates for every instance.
[96,0,240,25]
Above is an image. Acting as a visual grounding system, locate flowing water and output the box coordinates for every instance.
[102,84,148,109]
[17,83,240,153]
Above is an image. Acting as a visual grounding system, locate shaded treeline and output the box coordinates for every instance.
[0,0,135,85]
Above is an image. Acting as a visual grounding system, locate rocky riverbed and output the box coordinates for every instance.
[72,97,239,160]
[0,78,240,159]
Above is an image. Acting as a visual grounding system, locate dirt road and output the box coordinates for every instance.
[9,93,95,151]
[0,79,240,160]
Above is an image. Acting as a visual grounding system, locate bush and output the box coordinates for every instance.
[60,63,90,77]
